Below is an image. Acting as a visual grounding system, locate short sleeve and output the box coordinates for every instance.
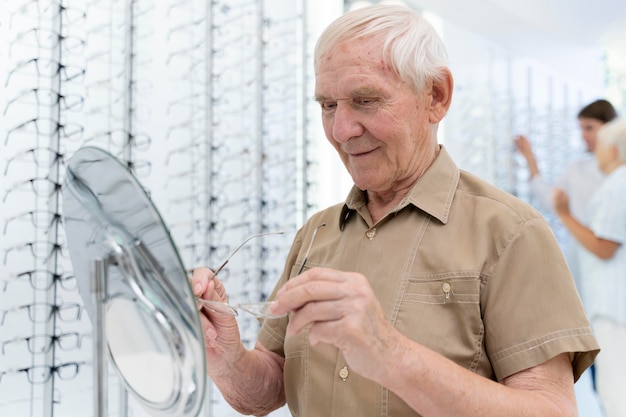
[482,217,599,381]
[589,193,626,244]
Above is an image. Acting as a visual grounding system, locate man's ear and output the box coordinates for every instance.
[429,68,453,124]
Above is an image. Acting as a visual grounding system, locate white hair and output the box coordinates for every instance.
[598,118,626,161]
[314,4,449,92]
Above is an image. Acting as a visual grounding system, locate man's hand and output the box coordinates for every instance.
[191,267,244,376]
[271,266,400,383]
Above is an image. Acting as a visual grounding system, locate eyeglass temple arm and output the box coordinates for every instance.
[296,223,326,275]
[212,231,285,278]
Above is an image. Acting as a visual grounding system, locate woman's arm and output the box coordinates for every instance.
[553,188,620,259]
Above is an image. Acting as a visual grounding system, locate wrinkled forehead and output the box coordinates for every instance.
[315,35,390,73]
[314,43,402,100]
[314,57,405,102]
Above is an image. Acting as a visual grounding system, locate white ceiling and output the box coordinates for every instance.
[348,0,623,84]
[406,0,626,55]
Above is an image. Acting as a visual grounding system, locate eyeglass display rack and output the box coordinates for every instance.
[159,0,307,415]
[1,0,308,416]
[1,0,91,415]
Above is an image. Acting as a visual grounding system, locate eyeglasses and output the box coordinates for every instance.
[0,301,83,326]
[9,27,86,57]
[85,72,153,98]
[84,130,151,152]
[12,361,87,384]
[212,6,256,35]
[165,39,204,67]
[4,146,65,175]
[9,1,87,30]
[196,231,287,318]
[211,70,257,98]
[1,269,76,292]
[164,141,204,166]
[3,209,63,234]
[263,14,303,54]
[163,169,198,190]
[209,196,253,213]
[8,0,40,29]
[5,57,86,87]
[3,240,67,265]
[5,117,84,144]
[4,87,84,115]
[198,223,326,319]
[168,218,214,239]
[166,92,205,116]
[52,3,88,25]
[210,165,257,191]
[165,116,205,141]
[3,176,63,203]
[2,332,84,355]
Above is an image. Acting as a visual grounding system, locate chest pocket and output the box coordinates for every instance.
[395,276,484,371]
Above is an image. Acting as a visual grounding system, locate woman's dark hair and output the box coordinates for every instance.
[578,99,618,123]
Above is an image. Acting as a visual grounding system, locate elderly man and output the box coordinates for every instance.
[192,5,599,416]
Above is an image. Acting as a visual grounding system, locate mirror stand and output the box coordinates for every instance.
[92,255,134,417]
[91,255,132,417]
[93,257,109,417]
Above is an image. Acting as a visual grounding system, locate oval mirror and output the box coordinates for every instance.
[62,146,206,417]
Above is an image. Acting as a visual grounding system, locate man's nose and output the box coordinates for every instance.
[332,103,365,143]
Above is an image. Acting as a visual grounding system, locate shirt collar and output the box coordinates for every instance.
[339,145,460,229]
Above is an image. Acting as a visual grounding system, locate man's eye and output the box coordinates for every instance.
[354,97,379,107]
[320,101,336,111]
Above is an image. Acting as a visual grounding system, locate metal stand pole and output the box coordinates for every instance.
[93,258,108,417]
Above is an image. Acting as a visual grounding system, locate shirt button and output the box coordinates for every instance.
[366,228,376,240]
[339,366,349,381]
[442,282,451,300]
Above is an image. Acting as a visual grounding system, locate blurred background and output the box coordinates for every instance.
[0,0,624,416]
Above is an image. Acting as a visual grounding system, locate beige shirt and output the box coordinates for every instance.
[258,146,599,417]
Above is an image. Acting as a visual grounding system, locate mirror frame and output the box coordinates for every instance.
[62,146,206,417]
